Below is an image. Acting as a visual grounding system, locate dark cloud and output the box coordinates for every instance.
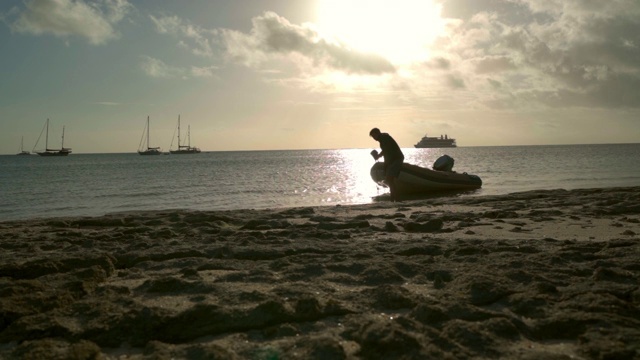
[441,0,534,24]
[526,75,640,108]
[475,56,517,73]
[426,57,451,70]
[446,74,466,89]
[438,0,640,109]
[487,78,502,88]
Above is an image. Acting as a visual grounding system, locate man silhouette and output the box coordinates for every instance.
[369,128,404,201]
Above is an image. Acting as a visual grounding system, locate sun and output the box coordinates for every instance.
[315,0,445,64]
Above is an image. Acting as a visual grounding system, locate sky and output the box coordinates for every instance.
[1,0,639,154]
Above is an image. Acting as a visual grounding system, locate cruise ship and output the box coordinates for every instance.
[414,134,457,148]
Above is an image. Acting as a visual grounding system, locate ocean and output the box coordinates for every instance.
[1,144,639,222]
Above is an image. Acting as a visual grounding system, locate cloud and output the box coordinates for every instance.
[4,0,132,45]
[475,56,517,74]
[426,57,451,70]
[446,74,466,89]
[149,14,215,57]
[221,11,395,75]
[140,56,216,79]
[517,0,637,19]
[101,0,131,23]
[145,14,221,81]
[435,0,640,109]
[140,56,177,78]
[189,65,217,78]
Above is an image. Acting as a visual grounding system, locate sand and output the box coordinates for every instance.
[0,187,639,360]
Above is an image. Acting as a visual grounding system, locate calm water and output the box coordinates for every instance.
[1,144,639,221]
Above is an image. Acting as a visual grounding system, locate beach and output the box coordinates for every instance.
[0,187,639,359]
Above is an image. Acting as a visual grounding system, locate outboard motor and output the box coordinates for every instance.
[433,155,455,172]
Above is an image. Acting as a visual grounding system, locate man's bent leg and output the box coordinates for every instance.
[387,175,397,201]
[385,159,403,201]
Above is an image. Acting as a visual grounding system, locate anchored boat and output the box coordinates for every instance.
[414,134,457,148]
[169,115,201,154]
[138,116,162,155]
[33,118,72,156]
[17,136,31,155]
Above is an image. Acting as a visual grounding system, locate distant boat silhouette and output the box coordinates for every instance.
[169,115,201,154]
[17,136,31,155]
[414,133,457,148]
[138,116,162,155]
[33,119,72,156]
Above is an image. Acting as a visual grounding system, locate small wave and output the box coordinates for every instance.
[93,190,168,199]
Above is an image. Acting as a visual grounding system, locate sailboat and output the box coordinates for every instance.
[33,119,72,156]
[138,116,162,155]
[169,115,201,154]
[16,136,31,155]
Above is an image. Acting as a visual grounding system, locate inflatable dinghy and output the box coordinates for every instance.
[370,161,482,195]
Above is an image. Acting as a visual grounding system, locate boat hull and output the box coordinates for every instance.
[37,150,71,156]
[414,143,457,148]
[169,148,201,154]
[138,150,162,155]
[370,162,481,194]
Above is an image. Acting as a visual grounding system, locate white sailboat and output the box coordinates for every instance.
[17,136,31,155]
[138,116,162,155]
[33,119,72,156]
[169,115,201,154]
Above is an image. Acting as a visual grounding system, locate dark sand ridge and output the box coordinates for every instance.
[0,187,639,359]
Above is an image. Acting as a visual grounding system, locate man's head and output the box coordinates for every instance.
[369,128,381,140]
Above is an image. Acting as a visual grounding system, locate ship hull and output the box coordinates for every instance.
[414,143,457,148]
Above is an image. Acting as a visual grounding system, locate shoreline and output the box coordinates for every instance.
[1,186,639,359]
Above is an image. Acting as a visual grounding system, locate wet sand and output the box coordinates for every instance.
[1,187,639,359]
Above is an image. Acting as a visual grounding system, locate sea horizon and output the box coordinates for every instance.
[4,141,639,156]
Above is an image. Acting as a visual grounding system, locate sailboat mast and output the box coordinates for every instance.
[147,116,150,150]
[61,126,65,148]
[45,118,49,149]
[177,115,181,147]
[188,125,191,147]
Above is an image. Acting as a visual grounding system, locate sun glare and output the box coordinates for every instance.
[315,0,444,64]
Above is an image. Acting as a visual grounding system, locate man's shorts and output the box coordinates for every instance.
[385,159,403,178]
